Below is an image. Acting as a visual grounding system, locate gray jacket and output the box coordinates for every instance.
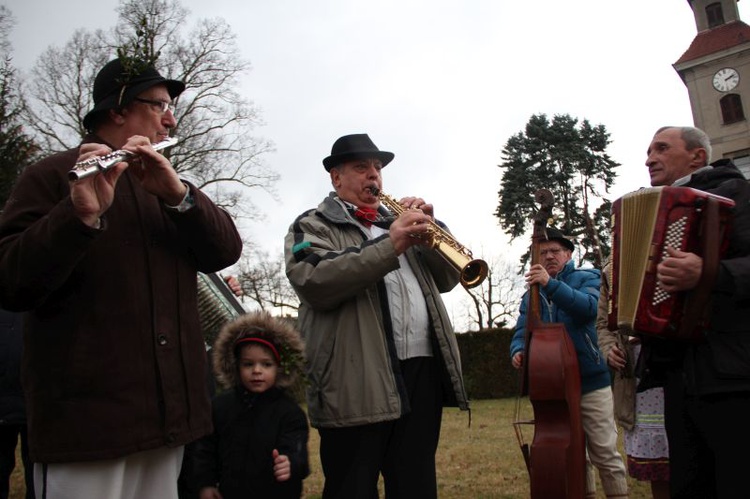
[284,192,469,428]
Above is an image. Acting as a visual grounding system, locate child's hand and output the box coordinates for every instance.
[199,486,223,499]
[272,448,291,482]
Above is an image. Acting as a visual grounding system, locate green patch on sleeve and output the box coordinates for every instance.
[292,241,311,253]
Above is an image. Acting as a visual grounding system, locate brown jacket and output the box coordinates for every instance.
[596,262,636,430]
[0,139,242,462]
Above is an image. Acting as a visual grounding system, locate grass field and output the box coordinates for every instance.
[300,398,652,499]
[9,398,653,498]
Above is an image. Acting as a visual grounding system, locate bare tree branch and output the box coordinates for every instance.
[19,0,278,221]
[461,255,525,331]
[238,249,299,317]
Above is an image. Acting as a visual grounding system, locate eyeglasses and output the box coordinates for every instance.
[134,98,175,115]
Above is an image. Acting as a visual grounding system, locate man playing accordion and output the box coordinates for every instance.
[639,126,750,498]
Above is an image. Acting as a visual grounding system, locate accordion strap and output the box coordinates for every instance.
[678,197,721,339]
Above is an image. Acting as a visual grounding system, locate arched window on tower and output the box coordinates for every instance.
[720,94,745,124]
[706,2,725,28]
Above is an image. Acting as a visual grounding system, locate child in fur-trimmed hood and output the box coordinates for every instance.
[191,311,309,499]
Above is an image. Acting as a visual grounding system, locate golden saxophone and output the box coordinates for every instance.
[68,136,178,182]
[370,187,489,289]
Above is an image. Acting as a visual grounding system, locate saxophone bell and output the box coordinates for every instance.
[373,188,488,289]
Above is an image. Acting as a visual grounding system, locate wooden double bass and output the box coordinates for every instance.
[513,189,586,498]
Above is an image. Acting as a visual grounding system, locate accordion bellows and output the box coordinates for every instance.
[608,186,734,341]
[197,272,246,345]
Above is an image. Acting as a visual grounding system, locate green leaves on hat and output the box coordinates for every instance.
[115,16,161,88]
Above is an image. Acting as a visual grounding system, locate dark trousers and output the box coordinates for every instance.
[665,375,750,499]
[0,424,34,499]
[318,357,443,499]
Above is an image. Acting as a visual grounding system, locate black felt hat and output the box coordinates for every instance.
[545,227,575,251]
[83,58,185,131]
[322,134,395,171]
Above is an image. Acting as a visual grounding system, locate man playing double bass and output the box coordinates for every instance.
[510,227,628,498]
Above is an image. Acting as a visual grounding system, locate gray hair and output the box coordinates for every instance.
[655,126,712,165]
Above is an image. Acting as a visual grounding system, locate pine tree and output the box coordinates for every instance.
[495,113,618,268]
[0,8,39,209]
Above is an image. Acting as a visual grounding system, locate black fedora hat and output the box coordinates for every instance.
[545,227,575,252]
[322,134,395,171]
[83,58,185,131]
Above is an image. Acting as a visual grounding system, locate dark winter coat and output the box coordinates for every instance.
[651,160,750,395]
[0,309,25,425]
[191,311,309,498]
[0,136,242,463]
[192,387,309,499]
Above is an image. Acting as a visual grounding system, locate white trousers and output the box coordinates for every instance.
[34,445,184,499]
[581,386,629,497]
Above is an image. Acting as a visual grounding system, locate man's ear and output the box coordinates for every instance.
[108,108,126,125]
[692,148,708,167]
[330,168,340,188]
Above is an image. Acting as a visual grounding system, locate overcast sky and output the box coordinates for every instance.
[8,0,745,327]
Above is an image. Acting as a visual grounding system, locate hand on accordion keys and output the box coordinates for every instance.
[656,247,703,293]
[223,275,244,297]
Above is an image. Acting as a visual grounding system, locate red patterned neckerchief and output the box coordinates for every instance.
[353,206,379,227]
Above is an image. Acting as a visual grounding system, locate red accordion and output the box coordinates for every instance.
[608,186,734,341]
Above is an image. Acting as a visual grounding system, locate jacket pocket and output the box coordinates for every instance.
[583,333,602,365]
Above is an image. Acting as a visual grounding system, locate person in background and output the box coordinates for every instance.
[639,126,750,498]
[0,309,33,499]
[510,228,629,499]
[284,133,468,499]
[192,311,309,499]
[597,261,669,499]
[0,56,242,499]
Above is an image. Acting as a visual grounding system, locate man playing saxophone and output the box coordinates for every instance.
[284,133,468,499]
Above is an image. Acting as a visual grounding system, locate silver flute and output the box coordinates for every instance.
[68,136,178,182]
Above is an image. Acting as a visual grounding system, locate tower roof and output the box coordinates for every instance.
[675,20,750,65]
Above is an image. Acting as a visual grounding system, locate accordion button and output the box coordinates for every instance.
[157,334,168,346]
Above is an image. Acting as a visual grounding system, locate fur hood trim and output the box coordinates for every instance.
[212,311,305,390]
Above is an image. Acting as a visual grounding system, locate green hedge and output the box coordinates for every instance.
[455,328,520,399]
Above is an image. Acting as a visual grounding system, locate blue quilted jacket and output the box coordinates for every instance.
[510,260,611,394]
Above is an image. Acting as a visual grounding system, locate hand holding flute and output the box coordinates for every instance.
[70,135,185,228]
[69,136,177,182]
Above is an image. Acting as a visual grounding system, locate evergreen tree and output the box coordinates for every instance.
[495,113,618,269]
[0,7,39,209]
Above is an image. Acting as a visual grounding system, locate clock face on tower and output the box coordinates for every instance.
[713,67,740,92]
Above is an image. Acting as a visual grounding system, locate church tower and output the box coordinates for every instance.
[674,0,750,176]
